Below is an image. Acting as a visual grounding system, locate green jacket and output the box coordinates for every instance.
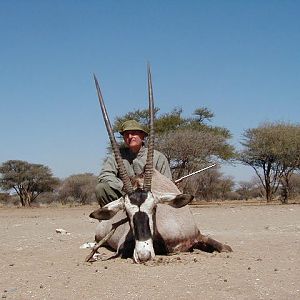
[98,146,172,191]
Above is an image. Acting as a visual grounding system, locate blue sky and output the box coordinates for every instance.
[0,0,299,183]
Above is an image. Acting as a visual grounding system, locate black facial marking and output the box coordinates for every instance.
[129,189,148,207]
[133,211,152,241]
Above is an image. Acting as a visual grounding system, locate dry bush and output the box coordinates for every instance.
[280,173,300,202]
[235,178,264,200]
[58,173,97,205]
[179,169,235,201]
[34,192,59,206]
[0,194,21,207]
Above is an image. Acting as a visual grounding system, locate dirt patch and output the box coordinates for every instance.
[0,204,299,299]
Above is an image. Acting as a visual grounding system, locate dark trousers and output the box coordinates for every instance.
[95,182,124,207]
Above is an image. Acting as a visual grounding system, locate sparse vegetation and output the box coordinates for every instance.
[238,122,300,203]
[58,173,98,205]
[0,160,60,206]
[1,111,299,207]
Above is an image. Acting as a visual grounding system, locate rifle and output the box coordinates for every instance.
[174,164,216,184]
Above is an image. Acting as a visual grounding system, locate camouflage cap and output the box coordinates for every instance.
[119,120,148,136]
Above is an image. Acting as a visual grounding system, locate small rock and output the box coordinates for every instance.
[224,279,227,282]
[40,284,44,289]
[92,253,102,261]
[248,267,251,270]
[80,242,96,249]
[55,228,70,235]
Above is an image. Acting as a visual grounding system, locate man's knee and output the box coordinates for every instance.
[95,182,122,207]
[95,182,109,199]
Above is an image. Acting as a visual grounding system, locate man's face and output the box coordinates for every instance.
[123,130,146,150]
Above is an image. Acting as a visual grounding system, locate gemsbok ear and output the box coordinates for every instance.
[89,198,124,220]
[155,193,194,208]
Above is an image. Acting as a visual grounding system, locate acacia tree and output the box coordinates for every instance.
[0,160,59,206]
[157,128,233,179]
[239,122,300,203]
[277,126,300,203]
[114,106,235,180]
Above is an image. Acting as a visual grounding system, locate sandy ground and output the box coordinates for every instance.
[0,203,299,300]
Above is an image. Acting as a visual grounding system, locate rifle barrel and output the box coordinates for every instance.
[175,164,216,183]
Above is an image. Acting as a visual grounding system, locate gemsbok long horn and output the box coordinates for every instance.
[93,74,134,194]
[143,64,155,191]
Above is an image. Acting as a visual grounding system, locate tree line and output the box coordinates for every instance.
[1,106,300,206]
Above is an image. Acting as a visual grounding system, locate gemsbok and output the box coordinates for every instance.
[87,66,232,263]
